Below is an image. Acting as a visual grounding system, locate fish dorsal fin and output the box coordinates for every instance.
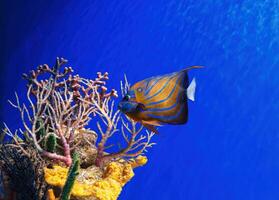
[187,78,196,101]
[183,66,204,72]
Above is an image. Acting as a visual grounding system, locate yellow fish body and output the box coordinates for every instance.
[118,66,201,133]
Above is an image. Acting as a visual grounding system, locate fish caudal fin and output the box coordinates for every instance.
[187,78,196,101]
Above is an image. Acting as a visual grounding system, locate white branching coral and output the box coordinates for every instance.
[93,75,156,167]
[3,58,155,168]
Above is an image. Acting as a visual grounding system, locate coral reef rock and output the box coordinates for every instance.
[44,156,148,200]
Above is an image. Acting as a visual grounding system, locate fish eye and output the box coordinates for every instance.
[123,95,130,101]
[137,87,143,92]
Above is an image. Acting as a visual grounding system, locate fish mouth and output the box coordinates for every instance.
[117,101,129,112]
[118,101,140,114]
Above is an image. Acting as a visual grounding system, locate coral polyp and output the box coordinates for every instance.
[0,58,155,200]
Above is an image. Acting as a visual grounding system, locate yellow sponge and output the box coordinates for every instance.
[44,156,147,200]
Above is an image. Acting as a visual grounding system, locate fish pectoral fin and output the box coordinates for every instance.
[142,122,159,134]
[142,120,162,126]
[137,103,147,111]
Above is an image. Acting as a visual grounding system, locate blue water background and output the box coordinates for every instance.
[1,1,279,199]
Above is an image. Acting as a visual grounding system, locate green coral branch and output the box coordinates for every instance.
[45,133,57,153]
[60,152,80,200]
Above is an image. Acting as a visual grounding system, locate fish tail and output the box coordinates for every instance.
[187,78,196,101]
[183,66,203,101]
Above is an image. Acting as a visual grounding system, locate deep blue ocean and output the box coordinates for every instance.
[1,1,279,199]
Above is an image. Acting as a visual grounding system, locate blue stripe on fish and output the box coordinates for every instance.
[144,77,162,96]
[129,90,135,95]
[145,75,182,106]
[128,90,136,98]
[145,76,175,100]
[144,94,181,112]
[146,104,185,122]
[145,79,151,90]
